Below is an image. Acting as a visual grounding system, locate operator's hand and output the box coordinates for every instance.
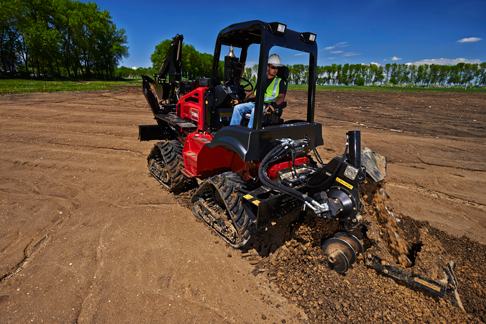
[265,102,278,114]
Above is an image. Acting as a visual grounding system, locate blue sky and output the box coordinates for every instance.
[84,0,485,68]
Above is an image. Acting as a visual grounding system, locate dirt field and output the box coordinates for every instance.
[1,87,485,323]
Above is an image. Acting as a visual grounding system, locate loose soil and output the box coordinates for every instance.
[1,88,485,323]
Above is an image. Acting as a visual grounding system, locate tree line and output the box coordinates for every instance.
[242,62,486,87]
[114,37,486,89]
[0,0,129,78]
[118,59,486,88]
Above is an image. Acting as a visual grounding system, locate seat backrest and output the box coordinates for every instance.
[277,66,289,81]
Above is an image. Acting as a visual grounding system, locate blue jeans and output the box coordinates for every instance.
[230,102,266,128]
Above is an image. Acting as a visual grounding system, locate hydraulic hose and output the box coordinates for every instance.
[258,141,315,205]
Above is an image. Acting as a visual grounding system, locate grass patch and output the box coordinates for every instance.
[288,84,486,93]
[0,79,141,94]
[2,79,485,94]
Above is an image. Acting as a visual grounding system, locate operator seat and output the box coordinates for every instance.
[243,66,289,127]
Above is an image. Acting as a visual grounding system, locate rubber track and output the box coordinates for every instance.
[147,140,195,193]
[191,172,256,248]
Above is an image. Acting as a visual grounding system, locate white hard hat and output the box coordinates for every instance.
[268,54,281,66]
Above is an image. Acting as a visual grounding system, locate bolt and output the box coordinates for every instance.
[353,207,356,210]
[348,195,352,198]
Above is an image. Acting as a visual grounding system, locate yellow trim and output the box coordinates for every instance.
[243,194,253,200]
[252,200,260,206]
[219,112,232,117]
[336,177,353,190]
[413,277,441,292]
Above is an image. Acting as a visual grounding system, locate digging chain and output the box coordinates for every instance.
[147,140,195,193]
[191,172,255,248]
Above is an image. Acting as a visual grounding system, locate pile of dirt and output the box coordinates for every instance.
[249,182,486,323]
[361,181,412,267]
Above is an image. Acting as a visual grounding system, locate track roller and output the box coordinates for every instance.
[322,232,363,273]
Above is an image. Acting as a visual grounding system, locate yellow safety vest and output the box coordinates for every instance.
[254,76,280,103]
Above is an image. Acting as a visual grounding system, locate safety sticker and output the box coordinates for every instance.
[252,200,260,206]
[336,177,353,190]
[243,194,253,200]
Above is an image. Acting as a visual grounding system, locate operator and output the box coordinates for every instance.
[230,54,287,128]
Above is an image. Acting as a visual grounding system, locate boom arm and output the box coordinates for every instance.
[157,34,183,83]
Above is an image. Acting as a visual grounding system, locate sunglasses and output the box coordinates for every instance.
[269,65,279,70]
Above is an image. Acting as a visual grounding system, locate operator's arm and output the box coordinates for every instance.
[275,93,285,105]
[265,79,287,113]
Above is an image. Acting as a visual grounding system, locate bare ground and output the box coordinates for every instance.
[0,87,485,323]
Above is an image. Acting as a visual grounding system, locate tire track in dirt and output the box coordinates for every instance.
[0,209,70,282]
[75,224,110,323]
[387,182,486,212]
[416,157,485,172]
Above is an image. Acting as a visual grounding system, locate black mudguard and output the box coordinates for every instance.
[210,122,323,162]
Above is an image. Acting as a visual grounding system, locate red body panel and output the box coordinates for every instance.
[177,87,208,131]
[182,133,234,178]
[267,157,310,180]
[182,133,262,179]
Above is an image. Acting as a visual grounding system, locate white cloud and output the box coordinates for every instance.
[457,37,482,43]
[370,62,381,66]
[392,56,401,61]
[323,42,347,51]
[132,66,137,70]
[294,53,304,56]
[383,59,387,61]
[327,57,336,60]
[410,58,482,65]
[405,62,412,66]
[330,51,343,54]
[343,52,361,57]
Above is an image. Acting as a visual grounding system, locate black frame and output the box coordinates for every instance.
[210,20,318,130]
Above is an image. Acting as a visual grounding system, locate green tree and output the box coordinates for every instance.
[0,0,129,78]
[243,66,252,80]
[151,39,216,79]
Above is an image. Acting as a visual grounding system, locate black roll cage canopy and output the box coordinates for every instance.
[210,20,318,130]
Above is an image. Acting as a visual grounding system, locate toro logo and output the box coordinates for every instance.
[190,108,199,121]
